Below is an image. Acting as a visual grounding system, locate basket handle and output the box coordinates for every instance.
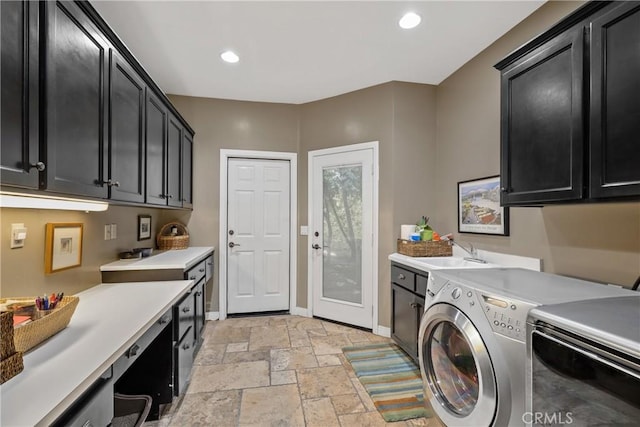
[158,222,189,237]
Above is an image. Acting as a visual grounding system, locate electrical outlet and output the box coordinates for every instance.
[104,224,111,240]
[110,223,117,239]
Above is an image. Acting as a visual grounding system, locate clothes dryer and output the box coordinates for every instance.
[417,268,637,427]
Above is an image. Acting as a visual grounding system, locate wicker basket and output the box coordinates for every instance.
[0,296,80,353]
[397,239,453,257]
[157,222,190,250]
[1,311,16,360]
[1,351,23,384]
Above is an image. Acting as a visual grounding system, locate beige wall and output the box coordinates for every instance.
[434,0,640,286]
[1,205,163,297]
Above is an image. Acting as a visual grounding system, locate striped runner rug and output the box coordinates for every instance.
[342,343,431,422]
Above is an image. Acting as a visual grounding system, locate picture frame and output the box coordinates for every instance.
[458,175,509,236]
[45,223,84,273]
[138,215,152,241]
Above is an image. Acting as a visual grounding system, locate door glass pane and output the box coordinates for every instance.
[428,321,479,416]
[322,165,362,304]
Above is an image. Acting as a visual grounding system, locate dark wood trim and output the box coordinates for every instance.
[75,0,194,136]
[494,1,611,70]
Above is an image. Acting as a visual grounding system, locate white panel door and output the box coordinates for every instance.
[227,158,290,313]
[310,147,374,328]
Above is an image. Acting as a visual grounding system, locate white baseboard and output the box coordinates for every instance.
[290,307,310,317]
[206,311,220,321]
[375,325,391,337]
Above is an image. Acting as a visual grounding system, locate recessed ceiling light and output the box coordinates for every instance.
[399,12,421,29]
[221,50,239,64]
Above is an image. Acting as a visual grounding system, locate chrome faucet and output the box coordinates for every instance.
[448,240,486,264]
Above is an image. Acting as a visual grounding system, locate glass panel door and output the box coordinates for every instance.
[322,165,362,304]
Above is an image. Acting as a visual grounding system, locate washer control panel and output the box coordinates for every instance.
[437,279,535,342]
[479,293,534,342]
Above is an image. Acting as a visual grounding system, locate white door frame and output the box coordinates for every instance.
[219,149,297,320]
[307,141,380,333]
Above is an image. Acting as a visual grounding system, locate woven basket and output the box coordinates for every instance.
[1,296,80,353]
[397,239,453,257]
[1,311,16,360]
[1,351,23,384]
[157,222,190,250]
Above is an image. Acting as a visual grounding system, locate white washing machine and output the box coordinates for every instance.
[417,268,638,427]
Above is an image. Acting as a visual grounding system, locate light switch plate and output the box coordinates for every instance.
[104,224,111,240]
[11,223,27,249]
[110,223,117,239]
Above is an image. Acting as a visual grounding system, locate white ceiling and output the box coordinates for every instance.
[92,1,545,104]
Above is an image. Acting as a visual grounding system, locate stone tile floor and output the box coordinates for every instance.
[145,315,441,427]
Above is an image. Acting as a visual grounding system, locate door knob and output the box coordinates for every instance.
[229,242,240,248]
[311,244,321,250]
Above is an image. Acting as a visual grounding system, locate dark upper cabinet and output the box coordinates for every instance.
[589,2,640,198]
[499,27,585,205]
[1,0,194,207]
[495,1,640,205]
[181,133,193,209]
[43,0,109,198]
[0,1,40,188]
[109,51,146,203]
[166,115,183,207]
[145,91,167,206]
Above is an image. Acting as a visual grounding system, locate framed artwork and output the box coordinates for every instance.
[458,175,509,236]
[45,223,84,273]
[138,215,152,240]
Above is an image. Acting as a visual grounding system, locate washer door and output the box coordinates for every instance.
[418,303,497,426]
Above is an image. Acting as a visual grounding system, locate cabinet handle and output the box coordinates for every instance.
[196,291,202,296]
[99,179,120,187]
[168,194,173,199]
[128,344,140,357]
[182,306,191,313]
[159,194,166,199]
[159,316,169,325]
[182,342,191,350]
[398,274,406,280]
[28,161,46,172]
[199,268,205,273]
[189,276,196,280]
[410,302,421,309]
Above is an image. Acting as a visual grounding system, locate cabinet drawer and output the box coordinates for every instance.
[174,329,196,396]
[391,265,415,291]
[113,309,172,380]
[416,274,429,296]
[174,292,195,341]
[185,259,206,284]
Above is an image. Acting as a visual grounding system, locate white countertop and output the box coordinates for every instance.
[100,246,214,272]
[0,280,194,427]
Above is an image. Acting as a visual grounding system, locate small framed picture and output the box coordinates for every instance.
[138,215,152,241]
[45,223,84,273]
[458,175,509,236]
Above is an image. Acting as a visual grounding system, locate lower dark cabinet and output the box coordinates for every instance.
[391,284,424,363]
[174,327,196,396]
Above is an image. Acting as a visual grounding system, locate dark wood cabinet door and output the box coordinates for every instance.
[181,133,193,209]
[109,51,145,202]
[500,27,585,206]
[589,2,640,199]
[145,91,167,205]
[167,115,182,207]
[44,1,109,198]
[391,284,423,363]
[0,1,40,188]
